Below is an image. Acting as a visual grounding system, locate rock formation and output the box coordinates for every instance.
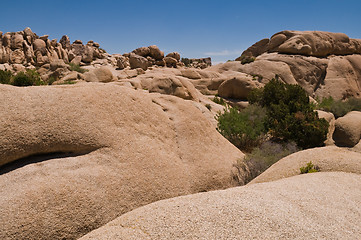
[233,31,361,100]
[0,83,243,239]
[80,172,361,240]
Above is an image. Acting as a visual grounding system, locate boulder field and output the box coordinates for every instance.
[0,83,243,240]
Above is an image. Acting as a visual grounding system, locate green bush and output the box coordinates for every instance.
[317,96,361,118]
[233,141,299,185]
[300,161,320,174]
[12,69,45,86]
[238,55,255,64]
[249,78,329,149]
[212,95,227,106]
[181,58,190,67]
[69,63,87,73]
[216,104,267,152]
[0,70,13,84]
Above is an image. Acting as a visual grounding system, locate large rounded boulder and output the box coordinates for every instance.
[333,111,361,147]
[0,83,243,240]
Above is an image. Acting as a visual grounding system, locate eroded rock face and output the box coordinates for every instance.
[0,83,243,240]
[80,172,361,240]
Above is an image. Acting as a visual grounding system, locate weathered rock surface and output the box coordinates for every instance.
[80,172,361,240]
[231,31,361,100]
[333,111,361,147]
[0,83,243,240]
[249,146,361,184]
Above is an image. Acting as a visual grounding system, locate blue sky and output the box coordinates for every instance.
[1,0,361,64]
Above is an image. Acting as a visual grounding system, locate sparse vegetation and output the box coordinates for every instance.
[0,69,13,84]
[317,96,361,118]
[68,63,88,73]
[11,69,45,86]
[181,57,190,67]
[205,104,212,110]
[300,161,320,174]
[212,95,227,106]
[239,55,256,64]
[233,141,299,185]
[249,78,329,149]
[216,104,267,152]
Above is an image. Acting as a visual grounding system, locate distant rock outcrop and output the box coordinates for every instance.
[232,31,361,100]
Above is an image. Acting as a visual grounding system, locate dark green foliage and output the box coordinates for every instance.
[0,70,13,84]
[239,55,255,64]
[68,63,87,73]
[205,104,212,110]
[317,96,361,118]
[212,95,226,106]
[12,69,45,86]
[216,104,267,152]
[233,141,299,185]
[48,76,57,85]
[249,78,329,149]
[300,161,320,174]
[181,57,190,67]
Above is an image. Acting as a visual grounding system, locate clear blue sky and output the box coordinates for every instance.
[1,0,361,64]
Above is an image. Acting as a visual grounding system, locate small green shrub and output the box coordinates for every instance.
[0,69,13,84]
[212,95,226,106]
[69,63,87,73]
[233,141,299,185]
[12,69,45,86]
[240,56,255,64]
[249,78,329,149]
[216,104,267,152]
[205,104,212,110]
[317,96,361,118]
[181,58,190,67]
[48,76,57,85]
[300,161,320,174]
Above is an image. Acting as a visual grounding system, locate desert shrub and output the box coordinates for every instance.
[11,69,44,86]
[69,63,87,73]
[233,141,299,185]
[212,95,226,106]
[300,161,320,174]
[181,57,190,67]
[317,96,361,118]
[216,104,267,152]
[205,104,212,110]
[0,69,13,84]
[248,78,329,149]
[239,55,255,64]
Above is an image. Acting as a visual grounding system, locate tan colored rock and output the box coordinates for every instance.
[235,38,269,59]
[132,46,150,57]
[84,66,115,83]
[250,146,361,184]
[9,49,25,64]
[11,33,24,50]
[60,35,71,50]
[116,55,129,69]
[0,83,243,239]
[315,55,361,99]
[333,111,361,147]
[180,69,202,79]
[33,39,47,55]
[218,74,261,99]
[70,55,82,65]
[149,45,164,60]
[50,59,68,71]
[80,172,361,240]
[129,53,149,70]
[164,56,178,68]
[166,52,181,61]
